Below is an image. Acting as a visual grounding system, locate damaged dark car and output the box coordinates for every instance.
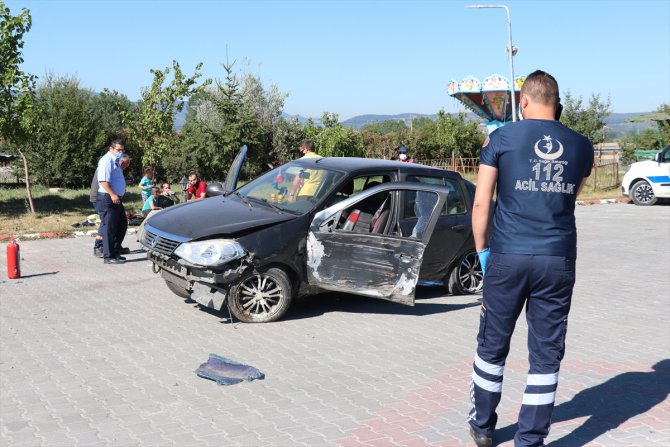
[140,147,483,323]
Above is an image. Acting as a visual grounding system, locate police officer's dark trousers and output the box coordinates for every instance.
[96,192,126,260]
[468,252,575,447]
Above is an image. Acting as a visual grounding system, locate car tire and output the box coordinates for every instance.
[630,180,657,206]
[228,267,293,323]
[447,251,483,295]
[165,279,191,299]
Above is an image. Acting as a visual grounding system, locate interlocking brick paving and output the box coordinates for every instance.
[1,204,668,446]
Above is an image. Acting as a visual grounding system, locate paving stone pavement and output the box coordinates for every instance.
[1,203,668,447]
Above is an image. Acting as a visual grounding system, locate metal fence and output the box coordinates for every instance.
[421,157,621,191]
[590,158,620,191]
[420,158,480,174]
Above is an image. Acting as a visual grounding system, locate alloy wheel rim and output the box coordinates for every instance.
[459,253,484,293]
[238,274,283,317]
[635,184,654,204]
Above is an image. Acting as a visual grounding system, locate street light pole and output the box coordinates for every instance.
[465,4,517,122]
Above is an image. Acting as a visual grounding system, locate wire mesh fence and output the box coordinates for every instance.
[420,157,621,191]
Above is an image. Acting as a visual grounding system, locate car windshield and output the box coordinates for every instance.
[236,161,345,215]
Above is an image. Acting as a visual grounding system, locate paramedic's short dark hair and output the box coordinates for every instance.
[521,70,560,107]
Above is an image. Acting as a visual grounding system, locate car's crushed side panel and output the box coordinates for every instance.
[306,232,425,306]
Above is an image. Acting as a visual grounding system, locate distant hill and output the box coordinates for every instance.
[176,106,654,137]
[342,113,439,129]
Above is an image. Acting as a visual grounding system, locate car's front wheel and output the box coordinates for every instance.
[228,267,293,323]
[447,252,483,295]
[630,180,657,206]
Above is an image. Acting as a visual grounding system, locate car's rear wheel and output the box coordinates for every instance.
[631,180,657,206]
[165,279,191,299]
[228,267,293,323]
[447,252,483,295]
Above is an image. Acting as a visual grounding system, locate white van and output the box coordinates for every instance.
[622,145,670,205]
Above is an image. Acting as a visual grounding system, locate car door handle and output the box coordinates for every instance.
[395,253,417,262]
[451,225,466,231]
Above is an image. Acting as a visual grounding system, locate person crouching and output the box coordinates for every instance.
[141,186,162,217]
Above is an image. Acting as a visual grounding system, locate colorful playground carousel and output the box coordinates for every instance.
[448,74,526,133]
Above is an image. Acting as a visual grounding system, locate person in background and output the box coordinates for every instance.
[90,167,104,257]
[288,140,324,202]
[467,70,594,447]
[397,146,415,163]
[157,182,179,208]
[141,186,162,217]
[187,172,207,200]
[138,166,155,202]
[96,140,128,265]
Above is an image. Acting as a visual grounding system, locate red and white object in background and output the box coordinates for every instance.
[6,236,21,279]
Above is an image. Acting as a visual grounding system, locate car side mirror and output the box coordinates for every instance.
[206,182,226,196]
[654,153,660,162]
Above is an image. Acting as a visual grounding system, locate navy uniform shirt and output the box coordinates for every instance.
[481,119,594,258]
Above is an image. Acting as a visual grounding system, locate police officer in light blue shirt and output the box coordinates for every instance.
[96,139,128,264]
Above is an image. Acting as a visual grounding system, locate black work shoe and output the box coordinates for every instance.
[469,426,493,447]
[93,247,103,258]
[104,258,125,265]
[119,247,130,254]
[116,256,127,261]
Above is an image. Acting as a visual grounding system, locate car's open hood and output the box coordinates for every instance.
[145,196,296,240]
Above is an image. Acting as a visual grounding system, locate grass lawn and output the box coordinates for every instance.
[0,185,148,236]
[0,177,626,236]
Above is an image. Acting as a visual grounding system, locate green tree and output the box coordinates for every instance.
[184,60,263,180]
[90,89,140,179]
[360,120,408,135]
[271,117,306,164]
[0,1,37,211]
[412,111,484,160]
[654,103,670,145]
[620,128,666,165]
[560,91,612,144]
[316,112,364,157]
[30,73,101,187]
[131,60,209,173]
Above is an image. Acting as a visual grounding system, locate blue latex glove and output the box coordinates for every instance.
[477,248,490,276]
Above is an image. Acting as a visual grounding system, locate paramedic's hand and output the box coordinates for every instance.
[477,248,490,276]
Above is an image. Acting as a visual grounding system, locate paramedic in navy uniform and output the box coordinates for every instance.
[467,70,594,447]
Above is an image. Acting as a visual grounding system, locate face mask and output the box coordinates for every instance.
[114,151,123,161]
[399,153,408,160]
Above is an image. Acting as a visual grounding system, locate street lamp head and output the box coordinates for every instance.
[505,45,518,56]
[179,175,188,192]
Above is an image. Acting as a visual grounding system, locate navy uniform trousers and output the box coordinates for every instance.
[96,192,127,260]
[468,252,576,447]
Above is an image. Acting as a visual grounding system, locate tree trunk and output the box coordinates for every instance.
[17,148,36,213]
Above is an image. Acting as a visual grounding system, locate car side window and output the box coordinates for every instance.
[662,148,670,163]
[405,176,467,216]
[334,190,395,235]
[331,187,438,239]
[325,174,392,208]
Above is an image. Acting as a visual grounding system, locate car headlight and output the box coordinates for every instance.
[174,239,245,267]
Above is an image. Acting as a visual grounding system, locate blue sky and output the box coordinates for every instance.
[6,0,670,120]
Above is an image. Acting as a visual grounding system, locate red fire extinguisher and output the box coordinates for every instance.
[7,236,21,279]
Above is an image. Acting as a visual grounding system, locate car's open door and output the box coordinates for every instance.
[306,183,449,306]
[223,145,248,194]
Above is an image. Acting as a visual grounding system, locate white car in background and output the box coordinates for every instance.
[622,145,670,205]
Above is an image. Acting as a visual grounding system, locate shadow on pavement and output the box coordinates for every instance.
[19,271,59,278]
[283,287,480,321]
[494,359,670,446]
[184,286,481,323]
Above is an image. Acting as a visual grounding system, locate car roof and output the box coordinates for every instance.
[292,156,463,179]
